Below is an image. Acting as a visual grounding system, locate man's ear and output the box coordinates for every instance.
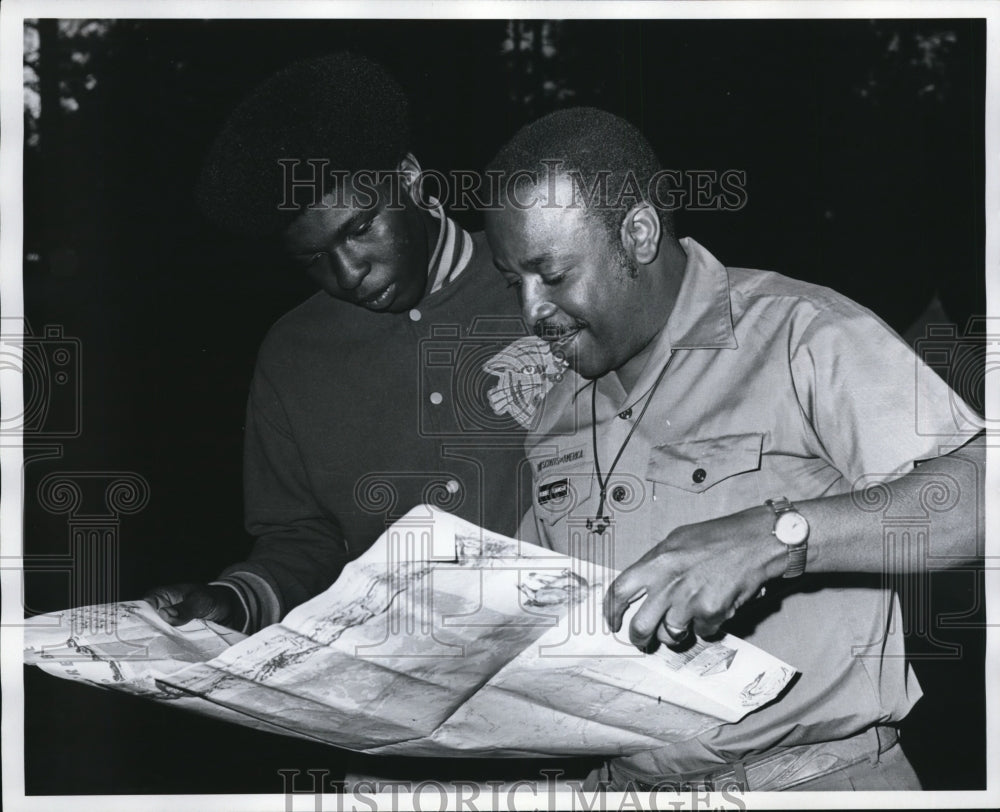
[397,152,424,203]
[620,202,662,265]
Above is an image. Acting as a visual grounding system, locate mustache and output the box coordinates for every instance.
[534,320,585,341]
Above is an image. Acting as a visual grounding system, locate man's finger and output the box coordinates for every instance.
[627,590,674,648]
[141,589,173,610]
[692,615,723,639]
[656,619,692,648]
[661,616,691,641]
[141,586,195,624]
[166,591,217,625]
[603,576,647,633]
[164,598,206,626]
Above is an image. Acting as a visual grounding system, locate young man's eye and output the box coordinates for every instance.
[542,273,566,286]
[352,218,374,237]
[293,252,325,271]
[505,277,522,290]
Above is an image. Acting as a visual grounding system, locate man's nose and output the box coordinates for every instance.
[327,247,370,291]
[521,278,558,329]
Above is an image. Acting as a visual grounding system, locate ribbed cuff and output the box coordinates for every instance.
[207,580,251,633]
[210,571,282,633]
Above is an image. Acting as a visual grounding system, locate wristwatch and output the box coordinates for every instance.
[765,497,809,578]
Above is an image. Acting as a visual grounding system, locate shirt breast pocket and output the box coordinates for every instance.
[646,433,764,518]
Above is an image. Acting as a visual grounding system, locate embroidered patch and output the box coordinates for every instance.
[536,448,584,473]
[482,336,569,429]
[537,478,569,505]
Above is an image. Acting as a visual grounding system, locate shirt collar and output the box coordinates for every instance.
[667,237,738,351]
[589,237,738,412]
[425,197,474,295]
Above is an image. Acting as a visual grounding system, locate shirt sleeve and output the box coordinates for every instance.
[789,294,984,485]
[214,366,351,632]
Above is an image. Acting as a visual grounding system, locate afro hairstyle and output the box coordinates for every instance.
[197,52,411,236]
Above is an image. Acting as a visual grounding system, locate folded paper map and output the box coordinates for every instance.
[24,505,796,757]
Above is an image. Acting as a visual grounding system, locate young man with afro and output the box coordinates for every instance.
[144,53,531,638]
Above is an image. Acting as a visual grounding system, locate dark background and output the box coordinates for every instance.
[20,18,986,794]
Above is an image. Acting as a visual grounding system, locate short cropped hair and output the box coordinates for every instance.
[197,52,410,235]
[486,107,673,241]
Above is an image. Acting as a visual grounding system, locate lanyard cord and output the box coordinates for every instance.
[589,351,675,527]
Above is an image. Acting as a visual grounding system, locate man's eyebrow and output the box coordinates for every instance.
[522,252,556,270]
[492,251,560,273]
[295,208,374,254]
[331,208,374,241]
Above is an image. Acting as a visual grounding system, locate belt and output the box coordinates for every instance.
[607,725,900,792]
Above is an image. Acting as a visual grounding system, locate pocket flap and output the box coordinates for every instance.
[646,433,763,493]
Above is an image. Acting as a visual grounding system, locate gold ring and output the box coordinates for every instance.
[664,622,690,640]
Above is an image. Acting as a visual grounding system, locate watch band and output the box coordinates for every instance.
[784,542,808,579]
[767,496,793,513]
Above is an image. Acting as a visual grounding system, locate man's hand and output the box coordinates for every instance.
[603,437,984,650]
[142,583,246,630]
[603,505,782,648]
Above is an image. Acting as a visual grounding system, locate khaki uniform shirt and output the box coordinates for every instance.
[521,238,982,775]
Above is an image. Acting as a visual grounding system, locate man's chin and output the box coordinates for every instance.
[574,367,606,382]
[360,281,420,314]
[567,355,609,382]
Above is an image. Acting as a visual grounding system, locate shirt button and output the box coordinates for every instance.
[445,479,460,495]
[692,468,707,484]
[618,408,633,420]
[430,392,443,405]
[409,309,422,322]
[611,485,628,502]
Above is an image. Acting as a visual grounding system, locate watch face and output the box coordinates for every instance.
[775,511,809,545]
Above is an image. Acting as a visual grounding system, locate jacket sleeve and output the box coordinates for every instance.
[213,366,351,632]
